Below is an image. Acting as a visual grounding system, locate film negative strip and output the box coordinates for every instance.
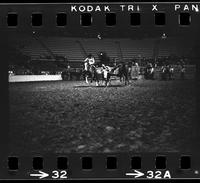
[0,1,200,180]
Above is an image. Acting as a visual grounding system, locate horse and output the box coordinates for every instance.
[83,62,130,86]
[144,65,154,80]
[161,65,174,80]
[82,62,102,86]
[107,63,130,85]
[61,68,82,81]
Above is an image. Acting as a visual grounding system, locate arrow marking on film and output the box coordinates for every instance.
[126,170,144,178]
[30,170,49,179]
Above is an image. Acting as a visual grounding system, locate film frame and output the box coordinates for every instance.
[0,1,200,180]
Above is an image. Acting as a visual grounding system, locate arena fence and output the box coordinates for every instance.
[8,65,196,83]
[9,75,62,83]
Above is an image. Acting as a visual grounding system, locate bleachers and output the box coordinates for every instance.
[43,37,84,62]
[120,38,154,59]
[21,37,49,59]
[81,38,118,62]
[16,36,191,63]
[158,37,193,57]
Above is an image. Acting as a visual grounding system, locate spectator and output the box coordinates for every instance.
[180,64,186,80]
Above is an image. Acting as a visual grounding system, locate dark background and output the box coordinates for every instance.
[0,1,200,179]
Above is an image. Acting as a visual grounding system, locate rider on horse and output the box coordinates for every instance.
[84,54,95,71]
[83,54,98,84]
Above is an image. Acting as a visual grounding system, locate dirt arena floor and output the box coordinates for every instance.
[9,78,196,154]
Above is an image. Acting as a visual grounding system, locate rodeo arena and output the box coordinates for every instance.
[8,33,194,84]
[7,25,198,154]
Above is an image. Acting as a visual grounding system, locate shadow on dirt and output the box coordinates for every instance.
[74,85,125,88]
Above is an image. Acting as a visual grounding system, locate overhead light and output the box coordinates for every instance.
[97,33,102,40]
[162,33,167,39]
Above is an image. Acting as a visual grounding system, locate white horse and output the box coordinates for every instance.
[83,62,100,86]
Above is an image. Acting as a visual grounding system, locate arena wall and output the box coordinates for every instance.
[9,75,62,83]
[8,65,196,82]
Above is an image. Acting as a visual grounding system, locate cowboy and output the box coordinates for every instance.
[84,54,95,66]
[180,64,186,80]
[83,54,97,83]
[101,64,111,79]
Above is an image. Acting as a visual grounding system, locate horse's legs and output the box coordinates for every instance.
[123,73,129,85]
[126,77,129,85]
[103,73,110,86]
[107,74,111,86]
[90,73,93,83]
[94,72,99,86]
[104,78,108,87]
[103,76,107,86]
[124,75,127,85]
[82,70,88,83]
[95,81,99,86]
[119,76,121,82]
[85,75,89,83]
[94,73,99,86]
